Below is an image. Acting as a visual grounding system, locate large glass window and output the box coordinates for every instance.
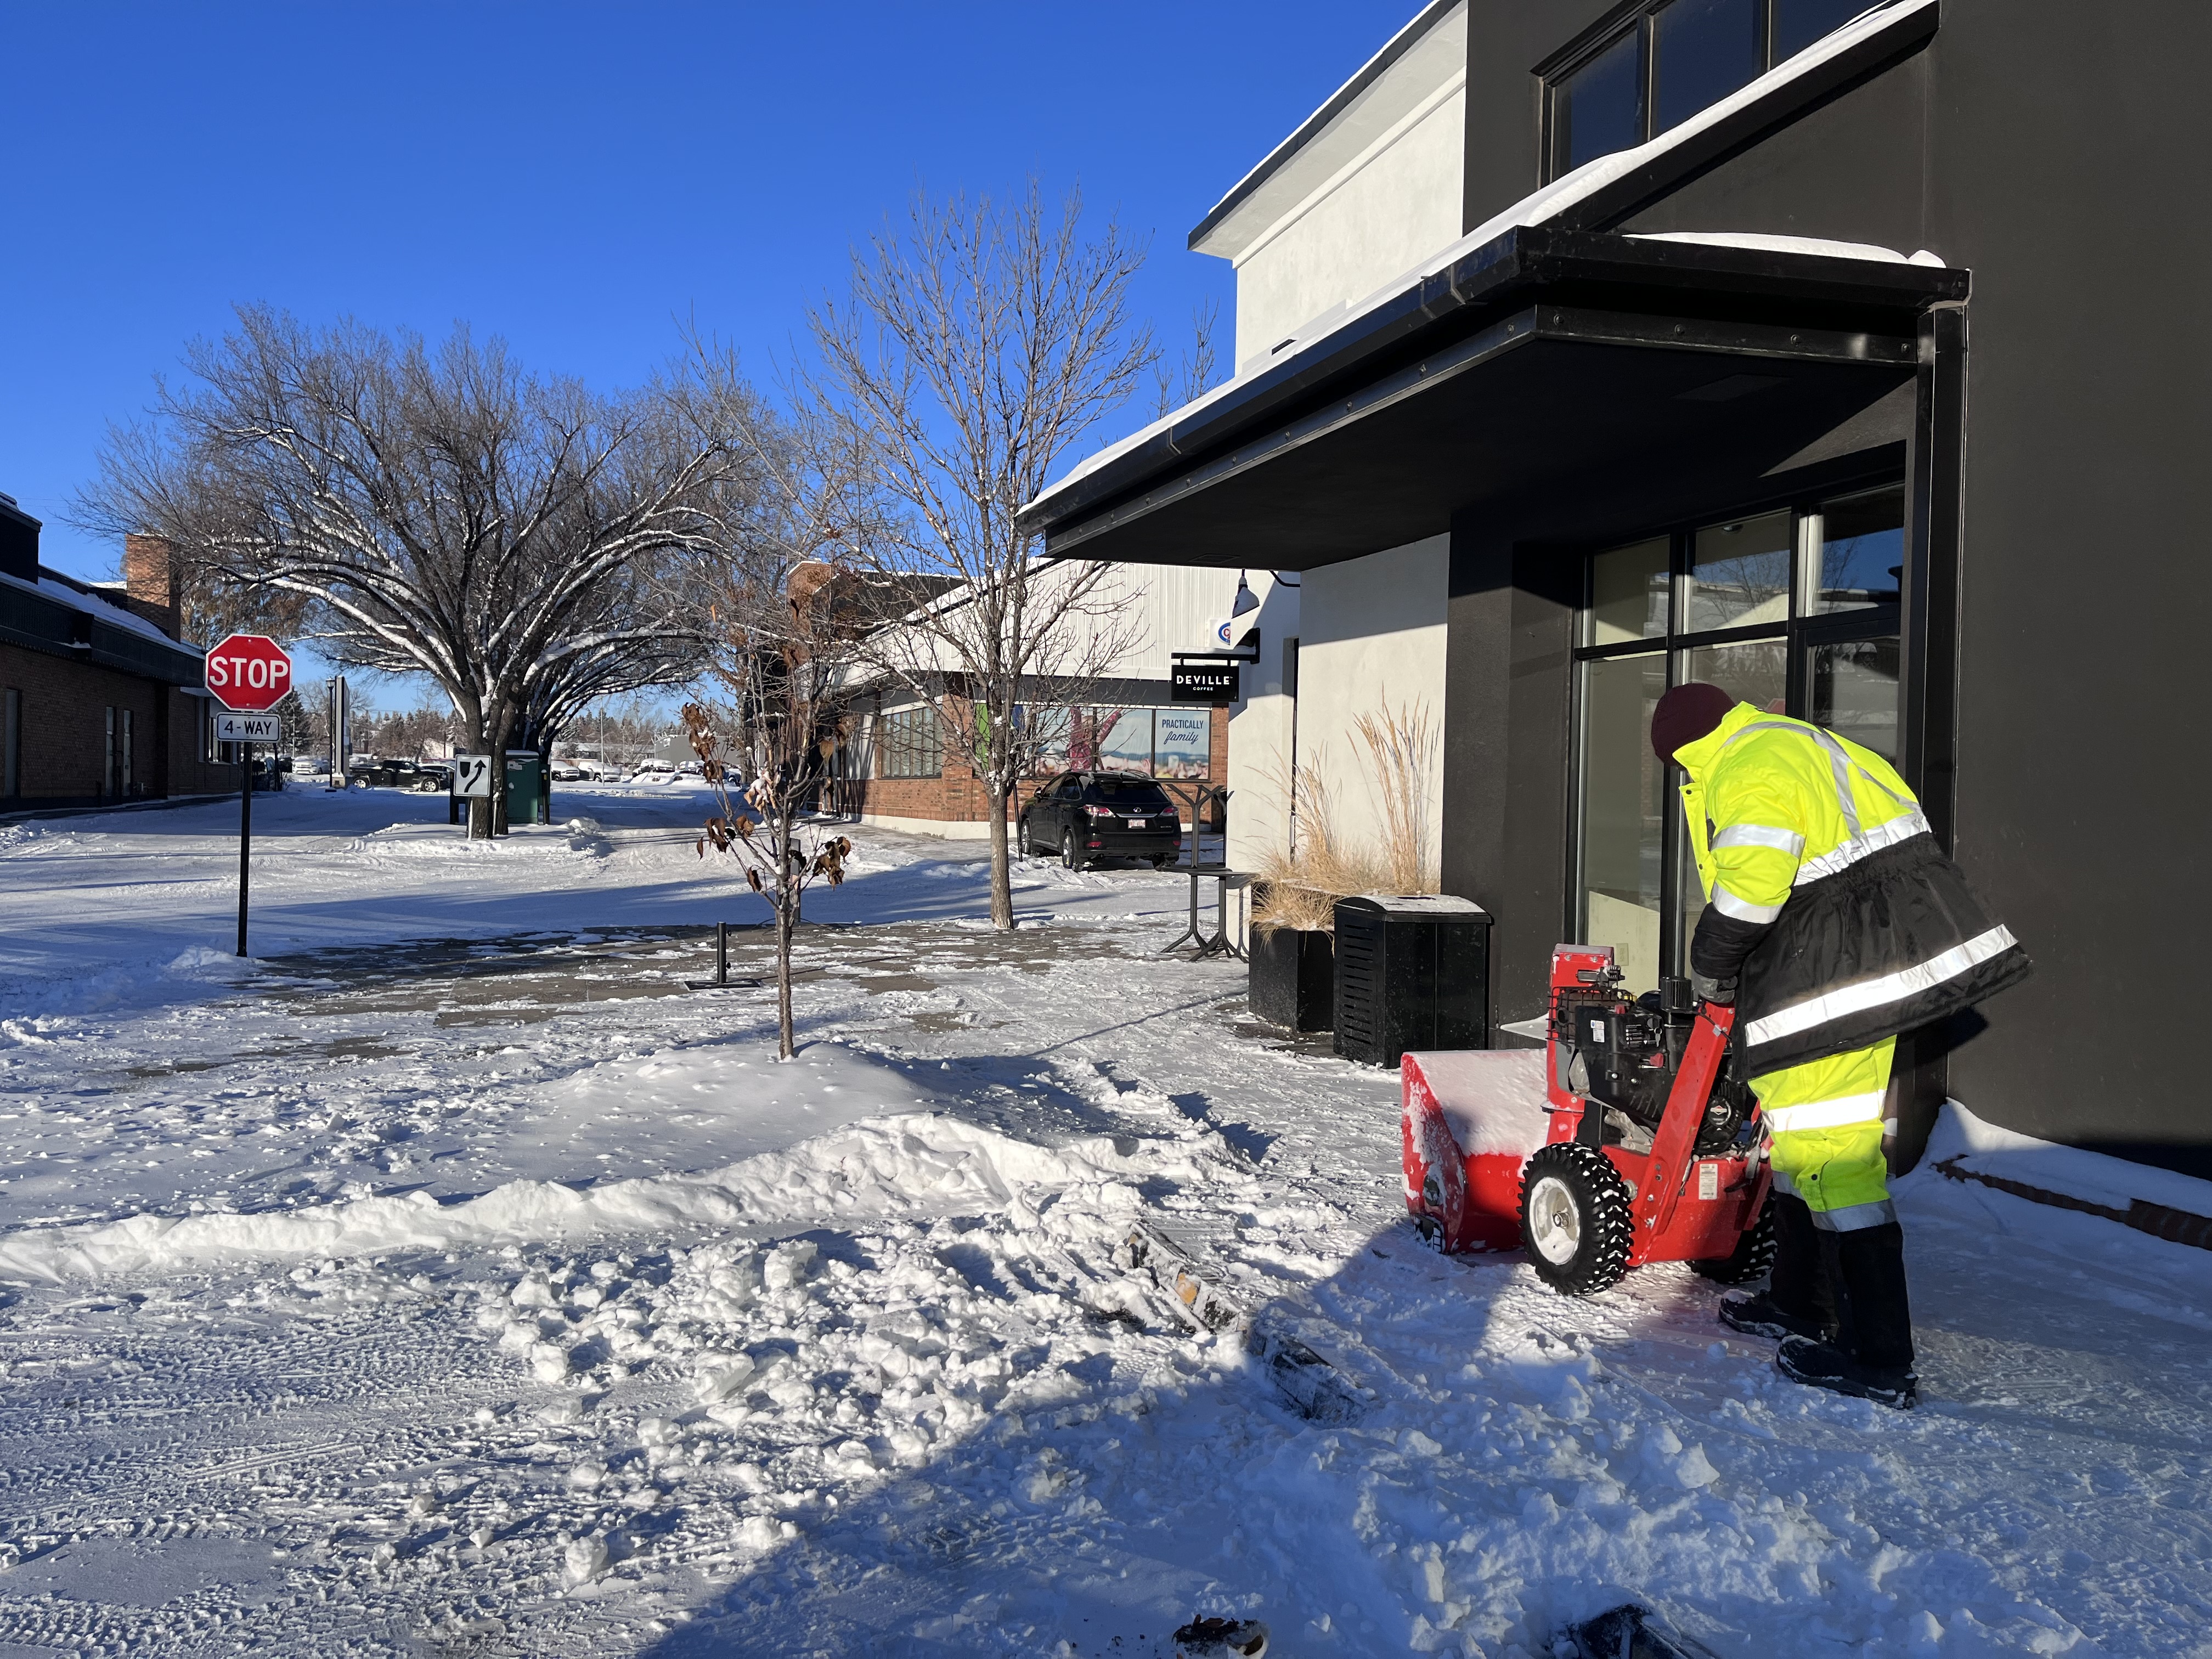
[1807,483,1904,612]
[1552,30,1645,177]
[1774,0,1871,60]
[1808,635,1900,760]
[1586,536,1671,645]
[1544,0,1878,180]
[876,704,943,778]
[1572,479,1906,980]
[1685,510,1792,632]
[1654,0,1763,134]
[1578,653,1671,993]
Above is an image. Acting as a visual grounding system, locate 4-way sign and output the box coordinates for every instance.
[206,634,294,713]
[204,633,294,960]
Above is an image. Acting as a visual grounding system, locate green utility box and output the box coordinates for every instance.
[504,751,546,826]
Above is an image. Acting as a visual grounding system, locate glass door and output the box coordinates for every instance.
[1571,481,1905,988]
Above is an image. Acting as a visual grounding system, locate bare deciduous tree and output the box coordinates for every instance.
[808,180,1159,929]
[680,356,896,1057]
[73,307,742,836]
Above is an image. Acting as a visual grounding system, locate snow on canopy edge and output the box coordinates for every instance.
[1028,0,1940,509]
[1406,1048,1550,1158]
[1921,1099,2212,1222]
[1627,231,1948,266]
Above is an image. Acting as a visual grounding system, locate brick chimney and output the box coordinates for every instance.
[123,533,180,637]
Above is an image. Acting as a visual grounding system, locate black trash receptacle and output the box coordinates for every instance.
[1331,893,1491,1067]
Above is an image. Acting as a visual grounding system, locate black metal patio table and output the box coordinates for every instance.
[1161,862,1249,960]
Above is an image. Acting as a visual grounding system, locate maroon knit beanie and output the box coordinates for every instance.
[1650,682,1736,764]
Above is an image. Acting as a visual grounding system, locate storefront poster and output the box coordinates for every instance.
[1153,708,1211,778]
[1028,706,1072,774]
[1096,708,1154,775]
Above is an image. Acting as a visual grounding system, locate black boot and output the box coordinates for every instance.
[1719,1193,1836,1341]
[1719,1291,1831,1342]
[1777,1335,1918,1409]
[1776,1221,1917,1408]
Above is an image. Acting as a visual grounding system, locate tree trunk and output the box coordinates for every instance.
[775,815,799,1060]
[986,775,1013,931]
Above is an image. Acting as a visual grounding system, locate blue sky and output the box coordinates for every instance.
[3,0,1420,589]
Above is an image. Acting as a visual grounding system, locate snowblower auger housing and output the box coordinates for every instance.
[1402,944,1775,1296]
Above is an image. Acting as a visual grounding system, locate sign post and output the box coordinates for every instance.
[450,753,493,831]
[206,634,295,957]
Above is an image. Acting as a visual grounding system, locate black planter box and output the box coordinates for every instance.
[1332,893,1490,1067]
[1249,927,1335,1031]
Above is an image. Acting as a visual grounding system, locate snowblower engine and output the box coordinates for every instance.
[1551,960,1756,1158]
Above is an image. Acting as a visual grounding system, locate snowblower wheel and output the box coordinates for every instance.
[1689,1191,1779,1285]
[1519,1142,1634,1296]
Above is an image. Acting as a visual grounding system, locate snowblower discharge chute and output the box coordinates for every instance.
[1403,944,1775,1295]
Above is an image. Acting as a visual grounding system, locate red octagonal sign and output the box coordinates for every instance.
[206,633,295,713]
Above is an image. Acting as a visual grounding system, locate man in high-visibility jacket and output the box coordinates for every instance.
[1651,683,2029,1409]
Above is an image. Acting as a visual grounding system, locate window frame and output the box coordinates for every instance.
[1566,472,1905,978]
[874,703,944,780]
[1541,0,1860,182]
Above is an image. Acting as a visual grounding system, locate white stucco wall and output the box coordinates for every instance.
[1222,546,1447,940]
[1194,3,1466,375]
[1229,86,1467,373]
[1294,537,1449,885]
[1224,572,1302,885]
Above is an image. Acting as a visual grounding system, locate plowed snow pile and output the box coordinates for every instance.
[0,791,2207,1656]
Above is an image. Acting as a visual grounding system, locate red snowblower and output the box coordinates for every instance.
[1403,944,1774,1294]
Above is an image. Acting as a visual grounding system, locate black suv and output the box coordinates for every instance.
[349,757,454,792]
[1018,772,1182,870]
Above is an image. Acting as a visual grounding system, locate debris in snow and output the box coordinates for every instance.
[1118,1220,1241,1331]
[1172,1613,1270,1656]
[1560,1602,1722,1658]
[1120,1218,1370,1421]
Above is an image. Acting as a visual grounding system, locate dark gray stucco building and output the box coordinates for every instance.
[1020,0,2206,1175]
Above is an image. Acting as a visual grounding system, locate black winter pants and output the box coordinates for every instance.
[1768,1192,1916,1371]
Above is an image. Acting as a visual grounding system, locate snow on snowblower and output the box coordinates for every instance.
[1403,943,1775,1294]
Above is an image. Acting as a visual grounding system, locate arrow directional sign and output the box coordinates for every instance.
[212,713,283,744]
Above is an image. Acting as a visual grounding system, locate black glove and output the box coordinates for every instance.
[1691,970,1737,1007]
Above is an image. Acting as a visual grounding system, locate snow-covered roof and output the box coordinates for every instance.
[1030,0,1940,515]
[30,571,196,648]
[0,564,207,684]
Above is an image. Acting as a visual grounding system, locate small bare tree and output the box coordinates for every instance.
[681,356,890,1057]
[809,180,1159,930]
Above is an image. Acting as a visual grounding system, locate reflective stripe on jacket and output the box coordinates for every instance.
[1673,702,2031,1077]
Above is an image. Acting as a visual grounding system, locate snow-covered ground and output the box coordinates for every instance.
[1,784,2208,1656]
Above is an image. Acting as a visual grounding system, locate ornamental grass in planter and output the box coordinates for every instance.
[1247,703,1438,1032]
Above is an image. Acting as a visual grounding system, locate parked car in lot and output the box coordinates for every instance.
[625,760,677,784]
[1017,771,1182,871]
[549,761,585,782]
[348,757,453,792]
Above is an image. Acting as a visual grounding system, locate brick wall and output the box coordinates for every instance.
[0,643,240,805]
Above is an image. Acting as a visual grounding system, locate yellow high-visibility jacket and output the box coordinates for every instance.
[1671,702,2029,1077]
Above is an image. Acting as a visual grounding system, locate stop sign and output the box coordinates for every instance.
[205,634,295,713]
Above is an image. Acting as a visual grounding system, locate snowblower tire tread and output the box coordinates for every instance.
[1690,1192,1779,1285]
[1519,1142,1634,1296]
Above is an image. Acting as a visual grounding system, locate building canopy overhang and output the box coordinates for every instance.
[1019,227,1967,571]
